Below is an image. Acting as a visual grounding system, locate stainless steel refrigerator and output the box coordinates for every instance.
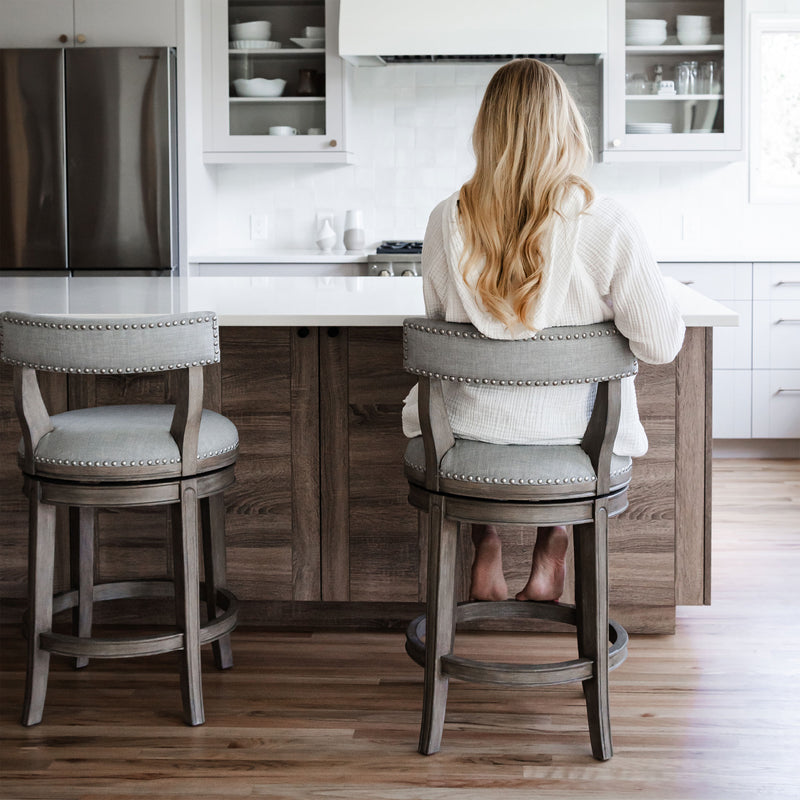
[0,47,177,274]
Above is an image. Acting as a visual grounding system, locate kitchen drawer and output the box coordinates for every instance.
[753,263,800,300]
[712,300,751,370]
[752,370,800,439]
[753,300,800,369]
[659,262,752,301]
[712,369,752,438]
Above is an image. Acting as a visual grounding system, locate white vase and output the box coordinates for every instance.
[316,219,336,253]
[343,209,365,252]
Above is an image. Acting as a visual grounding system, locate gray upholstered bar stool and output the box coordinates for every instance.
[0,311,239,727]
[402,318,635,761]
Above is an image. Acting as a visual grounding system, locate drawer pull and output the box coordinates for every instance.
[775,319,800,324]
[776,388,800,394]
[776,281,800,287]
[680,280,695,285]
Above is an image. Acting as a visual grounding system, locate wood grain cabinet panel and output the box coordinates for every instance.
[0,325,711,635]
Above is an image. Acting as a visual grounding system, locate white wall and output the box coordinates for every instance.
[186,0,800,259]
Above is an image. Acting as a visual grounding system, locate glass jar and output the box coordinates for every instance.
[698,61,721,94]
[675,61,698,95]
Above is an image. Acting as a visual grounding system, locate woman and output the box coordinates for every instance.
[402,59,685,603]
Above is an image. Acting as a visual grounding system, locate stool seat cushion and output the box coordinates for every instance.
[23,405,238,480]
[404,437,632,498]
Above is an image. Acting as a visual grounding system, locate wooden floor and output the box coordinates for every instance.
[1,459,798,800]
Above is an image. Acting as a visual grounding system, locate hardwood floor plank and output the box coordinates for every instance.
[1,459,798,799]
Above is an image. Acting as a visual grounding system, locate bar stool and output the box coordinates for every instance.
[0,310,240,726]
[402,318,634,760]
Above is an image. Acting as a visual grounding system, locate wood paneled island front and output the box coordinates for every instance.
[0,275,738,634]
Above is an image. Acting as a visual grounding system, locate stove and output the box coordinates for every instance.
[368,241,423,276]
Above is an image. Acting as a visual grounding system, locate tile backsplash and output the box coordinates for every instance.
[201,60,798,259]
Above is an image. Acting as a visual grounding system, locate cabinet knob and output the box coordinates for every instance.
[611,138,621,148]
[58,34,68,43]
[328,139,337,148]
[76,33,87,44]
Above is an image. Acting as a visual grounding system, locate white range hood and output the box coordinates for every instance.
[339,0,607,66]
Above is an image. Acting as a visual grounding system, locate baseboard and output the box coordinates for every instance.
[713,439,800,459]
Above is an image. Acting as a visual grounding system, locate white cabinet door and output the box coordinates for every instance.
[753,300,800,370]
[0,0,176,48]
[74,0,177,47]
[659,262,751,300]
[0,0,74,48]
[204,0,352,163]
[603,0,743,162]
[753,263,800,300]
[713,300,751,370]
[752,370,800,439]
[712,369,751,438]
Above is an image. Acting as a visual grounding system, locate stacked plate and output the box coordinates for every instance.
[677,15,711,45]
[626,18,667,46]
[626,122,673,134]
[231,40,281,49]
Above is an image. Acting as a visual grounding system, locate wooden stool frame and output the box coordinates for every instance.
[402,318,637,761]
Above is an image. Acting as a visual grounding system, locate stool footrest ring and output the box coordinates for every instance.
[405,600,628,688]
[35,580,239,660]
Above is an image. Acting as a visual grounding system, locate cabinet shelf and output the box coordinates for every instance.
[626,44,724,54]
[228,47,325,55]
[626,94,724,100]
[230,96,325,103]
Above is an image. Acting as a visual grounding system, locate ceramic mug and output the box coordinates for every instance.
[269,126,297,136]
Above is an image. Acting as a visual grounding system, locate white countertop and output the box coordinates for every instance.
[0,275,738,327]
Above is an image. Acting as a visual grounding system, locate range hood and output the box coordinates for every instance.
[339,0,607,66]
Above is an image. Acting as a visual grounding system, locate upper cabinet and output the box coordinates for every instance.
[0,0,177,48]
[603,0,743,161]
[203,0,352,163]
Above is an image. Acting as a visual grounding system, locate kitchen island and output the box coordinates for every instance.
[0,275,737,634]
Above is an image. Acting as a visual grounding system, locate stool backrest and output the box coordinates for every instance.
[0,311,220,477]
[0,311,219,374]
[402,318,637,496]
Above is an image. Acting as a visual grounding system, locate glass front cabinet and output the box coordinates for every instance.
[203,0,352,163]
[603,0,743,161]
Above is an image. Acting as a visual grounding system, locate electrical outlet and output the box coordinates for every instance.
[250,214,268,240]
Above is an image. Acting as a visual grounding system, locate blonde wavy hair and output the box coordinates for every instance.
[458,58,595,330]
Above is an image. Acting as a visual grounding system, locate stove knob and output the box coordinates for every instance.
[378,269,392,277]
[401,269,415,277]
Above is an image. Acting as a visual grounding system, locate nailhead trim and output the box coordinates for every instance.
[33,441,239,468]
[402,322,637,382]
[1,313,221,372]
[404,458,632,485]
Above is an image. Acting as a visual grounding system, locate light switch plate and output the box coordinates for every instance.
[250,214,269,240]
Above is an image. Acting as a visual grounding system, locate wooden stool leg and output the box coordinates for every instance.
[69,507,94,670]
[171,480,204,726]
[419,496,458,756]
[201,493,233,670]
[22,489,56,726]
[574,506,613,761]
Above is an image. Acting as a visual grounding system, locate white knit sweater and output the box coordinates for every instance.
[401,189,686,457]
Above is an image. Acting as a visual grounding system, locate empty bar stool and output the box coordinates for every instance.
[0,311,239,726]
[402,318,634,760]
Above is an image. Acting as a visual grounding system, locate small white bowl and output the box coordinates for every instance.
[304,26,325,39]
[233,78,286,98]
[677,30,711,45]
[229,20,271,40]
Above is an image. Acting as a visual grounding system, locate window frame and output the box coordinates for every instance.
[749,13,800,204]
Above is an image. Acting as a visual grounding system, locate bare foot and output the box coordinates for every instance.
[515,526,569,602]
[470,525,508,601]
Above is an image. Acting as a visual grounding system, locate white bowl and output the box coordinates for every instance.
[677,31,711,45]
[626,32,667,46]
[677,15,711,26]
[303,26,325,39]
[626,18,667,28]
[229,21,271,40]
[233,78,286,98]
[290,37,325,49]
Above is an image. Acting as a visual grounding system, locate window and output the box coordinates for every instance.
[749,15,800,203]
